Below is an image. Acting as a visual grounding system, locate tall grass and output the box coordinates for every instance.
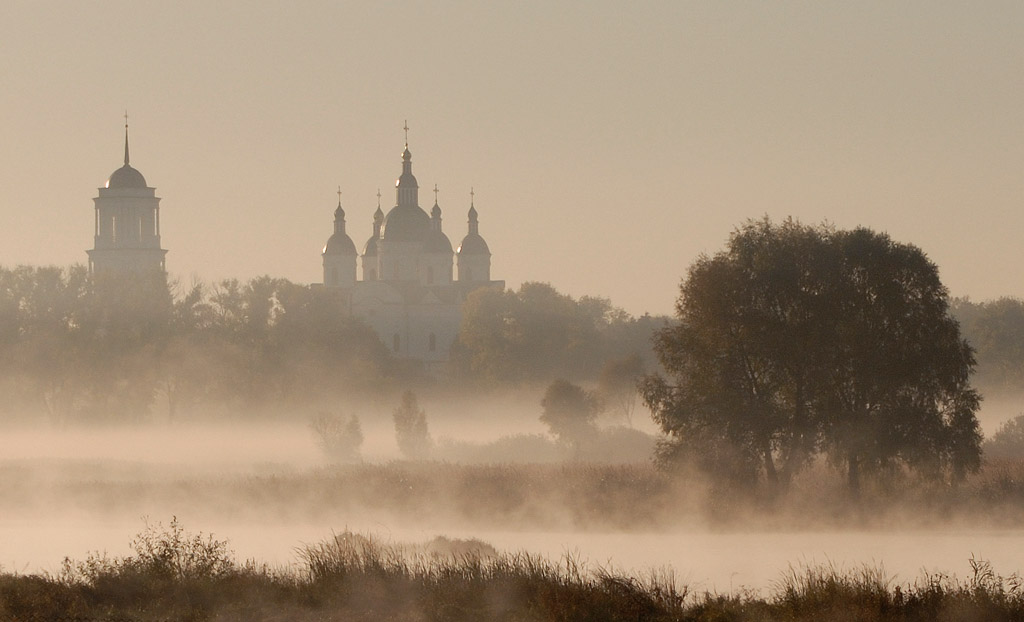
[2,521,1024,621]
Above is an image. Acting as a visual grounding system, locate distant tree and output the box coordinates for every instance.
[453,282,665,385]
[643,218,982,494]
[540,379,601,450]
[310,412,364,462]
[597,353,645,427]
[982,414,1024,460]
[951,297,1024,393]
[393,390,431,459]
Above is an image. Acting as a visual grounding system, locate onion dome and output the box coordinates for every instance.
[423,200,453,253]
[382,145,430,241]
[381,205,430,242]
[363,206,384,256]
[323,195,357,255]
[457,202,490,255]
[106,125,148,188]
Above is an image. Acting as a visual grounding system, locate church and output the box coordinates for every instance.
[87,121,167,275]
[85,122,498,366]
[321,134,503,366]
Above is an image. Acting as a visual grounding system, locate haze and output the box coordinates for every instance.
[2,2,1022,316]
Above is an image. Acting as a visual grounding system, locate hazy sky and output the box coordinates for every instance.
[1,2,1021,316]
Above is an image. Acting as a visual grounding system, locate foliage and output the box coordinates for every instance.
[597,353,645,427]
[540,378,602,448]
[393,389,432,459]
[0,266,395,422]
[643,218,982,494]
[983,414,1024,460]
[951,297,1024,393]
[310,411,364,462]
[452,281,665,384]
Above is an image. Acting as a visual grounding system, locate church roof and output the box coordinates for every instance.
[106,122,148,188]
[423,229,453,254]
[457,233,490,255]
[106,164,148,188]
[381,204,430,242]
[363,235,380,257]
[323,231,357,255]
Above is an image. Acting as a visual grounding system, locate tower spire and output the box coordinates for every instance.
[123,111,130,166]
[403,120,409,147]
[337,185,342,207]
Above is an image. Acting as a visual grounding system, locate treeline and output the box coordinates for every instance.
[452,281,665,384]
[951,297,1024,394]
[0,266,662,423]
[0,266,391,422]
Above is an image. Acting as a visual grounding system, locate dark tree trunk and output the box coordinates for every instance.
[847,453,861,497]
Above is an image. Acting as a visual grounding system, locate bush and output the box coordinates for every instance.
[310,411,364,462]
[393,390,432,459]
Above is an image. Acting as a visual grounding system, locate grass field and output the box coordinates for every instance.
[3,520,1023,622]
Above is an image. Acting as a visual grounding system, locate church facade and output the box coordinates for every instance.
[321,139,503,365]
[87,124,167,275]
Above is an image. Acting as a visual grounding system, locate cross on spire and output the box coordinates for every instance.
[403,120,409,146]
[337,186,342,206]
[470,187,475,207]
[123,110,131,166]
[433,183,439,203]
[376,188,382,208]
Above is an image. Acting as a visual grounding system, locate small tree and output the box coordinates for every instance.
[310,411,364,462]
[540,378,601,450]
[393,390,431,459]
[983,414,1024,460]
[597,353,645,427]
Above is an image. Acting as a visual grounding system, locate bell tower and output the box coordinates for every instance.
[87,118,167,275]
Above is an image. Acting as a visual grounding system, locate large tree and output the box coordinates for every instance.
[642,218,981,493]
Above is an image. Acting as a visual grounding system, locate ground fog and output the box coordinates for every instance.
[0,394,1023,593]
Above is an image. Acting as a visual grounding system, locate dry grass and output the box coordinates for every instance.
[2,522,1024,621]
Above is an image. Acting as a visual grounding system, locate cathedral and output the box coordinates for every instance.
[85,122,498,365]
[321,136,503,365]
[87,122,167,275]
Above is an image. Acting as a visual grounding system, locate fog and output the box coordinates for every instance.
[1,391,1022,593]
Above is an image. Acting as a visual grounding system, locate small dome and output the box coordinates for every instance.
[457,233,490,256]
[381,205,430,242]
[423,229,453,254]
[431,203,441,218]
[106,164,147,189]
[323,232,357,256]
[363,236,379,257]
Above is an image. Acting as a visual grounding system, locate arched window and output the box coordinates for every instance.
[428,333,436,352]
[393,333,400,352]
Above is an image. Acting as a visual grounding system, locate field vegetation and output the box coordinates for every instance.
[2,519,1023,621]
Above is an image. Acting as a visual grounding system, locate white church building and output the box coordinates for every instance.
[87,122,167,275]
[321,137,503,365]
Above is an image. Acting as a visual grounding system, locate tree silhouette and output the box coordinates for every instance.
[643,218,982,493]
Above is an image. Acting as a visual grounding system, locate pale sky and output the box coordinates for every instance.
[1,2,1021,316]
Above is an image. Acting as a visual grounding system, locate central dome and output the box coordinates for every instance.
[106,164,147,189]
[380,205,430,242]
